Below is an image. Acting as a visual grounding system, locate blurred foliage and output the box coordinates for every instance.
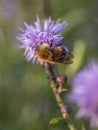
[0,0,98,130]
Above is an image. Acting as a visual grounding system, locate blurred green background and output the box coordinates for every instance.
[0,0,98,130]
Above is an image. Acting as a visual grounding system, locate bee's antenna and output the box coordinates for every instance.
[50,39,53,47]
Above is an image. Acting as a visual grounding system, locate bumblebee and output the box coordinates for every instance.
[35,44,73,64]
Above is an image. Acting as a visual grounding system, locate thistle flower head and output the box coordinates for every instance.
[68,60,98,128]
[16,16,67,64]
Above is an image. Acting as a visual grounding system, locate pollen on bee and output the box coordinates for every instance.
[35,44,53,61]
[35,44,73,64]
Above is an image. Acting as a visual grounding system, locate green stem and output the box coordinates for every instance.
[44,63,65,110]
[44,63,76,130]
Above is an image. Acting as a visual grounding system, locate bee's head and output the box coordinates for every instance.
[36,43,50,51]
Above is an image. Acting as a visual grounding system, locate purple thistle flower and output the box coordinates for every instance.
[16,16,67,64]
[68,60,98,128]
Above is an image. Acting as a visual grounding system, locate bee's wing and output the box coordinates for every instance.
[62,53,73,64]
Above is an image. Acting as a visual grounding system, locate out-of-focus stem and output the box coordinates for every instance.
[43,0,52,17]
